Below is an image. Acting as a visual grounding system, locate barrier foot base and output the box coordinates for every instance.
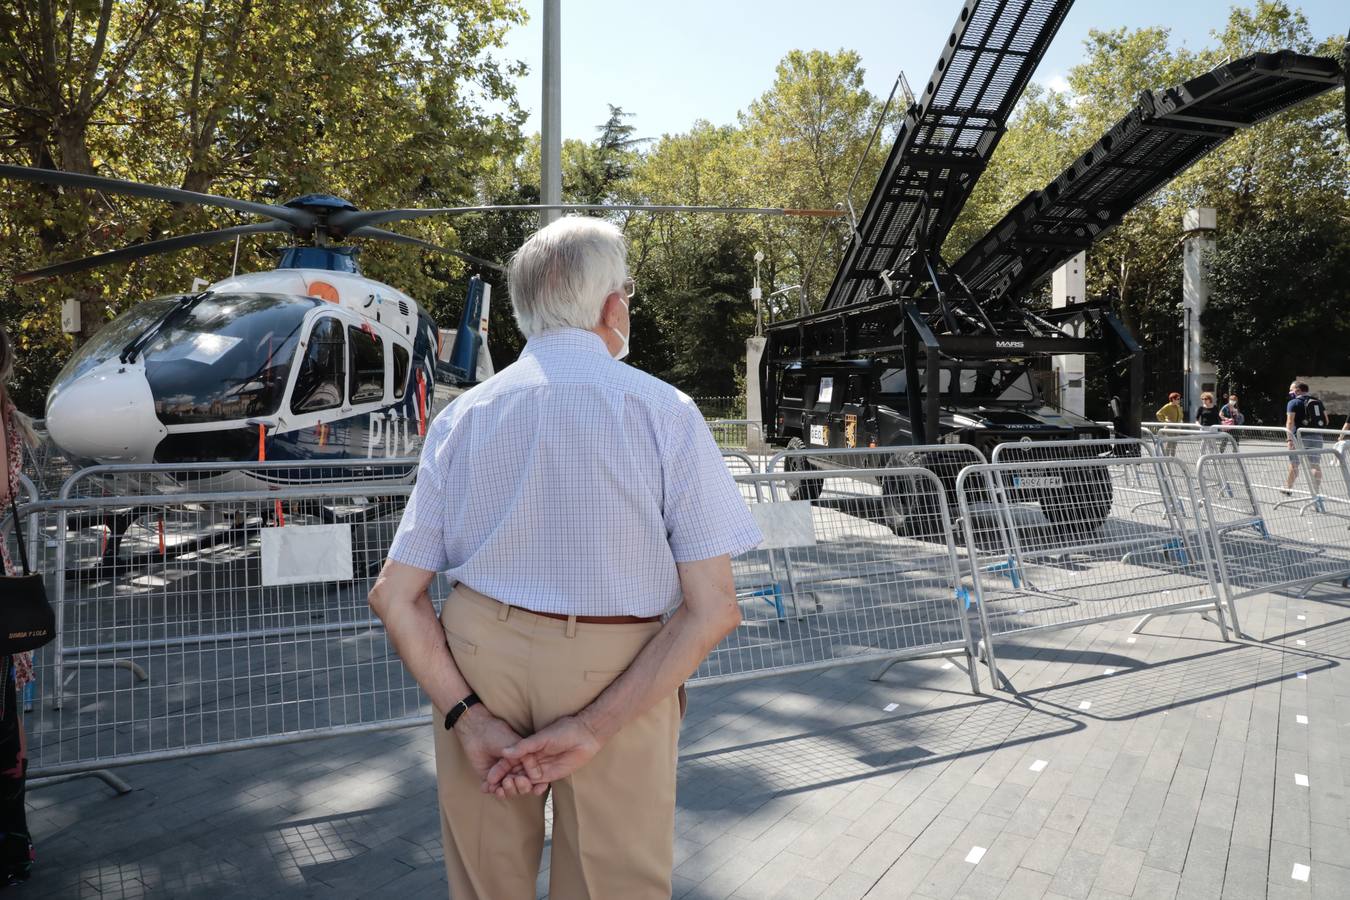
[30,769,133,796]
[1132,605,1233,640]
[65,658,150,682]
[868,648,967,683]
[53,658,150,709]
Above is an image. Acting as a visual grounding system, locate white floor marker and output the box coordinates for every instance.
[1292,863,1310,882]
[1297,672,1307,680]
[1297,615,1306,621]
[1029,759,1048,773]
[1295,773,1309,787]
[1296,715,1308,725]
[884,703,899,712]
[965,846,986,864]
[1126,637,1137,644]
[1296,640,1306,646]
[1103,668,1115,675]
[1078,701,1092,711]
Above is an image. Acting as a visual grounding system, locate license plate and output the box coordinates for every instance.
[1013,476,1062,489]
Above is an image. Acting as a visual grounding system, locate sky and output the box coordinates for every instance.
[493,0,1346,142]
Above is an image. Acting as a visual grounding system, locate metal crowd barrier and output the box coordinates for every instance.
[955,455,1227,691]
[702,468,979,692]
[60,457,420,499]
[24,424,76,500]
[24,459,988,778]
[1194,447,1350,637]
[765,444,985,521]
[1297,427,1349,457]
[27,436,1346,777]
[25,481,436,777]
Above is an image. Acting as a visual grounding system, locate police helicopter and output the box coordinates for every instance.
[3,164,841,575]
[3,164,839,489]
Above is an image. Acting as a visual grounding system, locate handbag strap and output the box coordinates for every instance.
[8,493,30,577]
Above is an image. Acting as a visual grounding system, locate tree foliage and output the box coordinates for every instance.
[1203,222,1350,423]
[0,2,1344,418]
[1,0,526,410]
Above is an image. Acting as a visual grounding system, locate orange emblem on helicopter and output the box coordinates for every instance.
[307,281,340,303]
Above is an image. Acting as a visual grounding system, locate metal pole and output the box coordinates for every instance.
[541,0,562,227]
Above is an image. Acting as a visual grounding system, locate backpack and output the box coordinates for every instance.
[1300,395,1328,429]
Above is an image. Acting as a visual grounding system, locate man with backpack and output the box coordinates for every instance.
[1285,381,1326,493]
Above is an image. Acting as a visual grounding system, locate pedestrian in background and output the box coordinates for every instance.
[1284,380,1327,493]
[369,216,762,899]
[1219,393,1244,426]
[1195,391,1222,427]
[1155,392,1184,424]
[1155,391,1184,455]
[0,327,36,886]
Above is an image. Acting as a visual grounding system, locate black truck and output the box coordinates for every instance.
[758,0,1343,537]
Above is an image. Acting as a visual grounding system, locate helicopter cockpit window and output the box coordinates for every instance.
[348,326,385,404]
[140,293,317,425]
[391,344,410,401]
[291,317,347,414]
[48,297,181,404]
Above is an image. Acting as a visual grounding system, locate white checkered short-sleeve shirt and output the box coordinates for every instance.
[388,328,763,617]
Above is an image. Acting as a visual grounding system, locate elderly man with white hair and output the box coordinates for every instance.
[369,215,761,899]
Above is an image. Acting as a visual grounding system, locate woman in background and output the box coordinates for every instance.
[1195,391,1222,427]
[0,326,36,886]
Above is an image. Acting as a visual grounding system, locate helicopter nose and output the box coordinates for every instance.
[46,360,167,464]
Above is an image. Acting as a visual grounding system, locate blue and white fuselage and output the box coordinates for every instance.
[45,264,471,490]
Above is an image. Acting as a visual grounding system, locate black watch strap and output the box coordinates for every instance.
[444,692,481,730]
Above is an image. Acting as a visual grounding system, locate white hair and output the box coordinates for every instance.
[507,216,628,338]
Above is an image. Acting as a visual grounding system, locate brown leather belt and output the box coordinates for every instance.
[527,609,661,625]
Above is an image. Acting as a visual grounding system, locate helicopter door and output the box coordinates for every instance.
[284,314,347,460]
[290,315,346,416]
[347,325,386,410]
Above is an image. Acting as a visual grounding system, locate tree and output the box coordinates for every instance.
[735,49,891,309]
[1202,221,1350,424]
[0,0,527,411]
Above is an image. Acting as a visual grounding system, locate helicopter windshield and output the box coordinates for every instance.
[47,296,182,406]
[141,293,319,425]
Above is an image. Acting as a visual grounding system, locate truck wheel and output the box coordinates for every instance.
[880,453,946,539]
[784,437,823,501]
[1039,467,1114,535]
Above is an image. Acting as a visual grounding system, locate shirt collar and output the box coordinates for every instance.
[523,328,612,358]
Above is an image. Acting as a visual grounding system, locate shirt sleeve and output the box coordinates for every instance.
[387,439,451,573]
[660,403,764,563]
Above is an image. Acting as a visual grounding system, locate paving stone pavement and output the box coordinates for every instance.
[20,584,1350,899]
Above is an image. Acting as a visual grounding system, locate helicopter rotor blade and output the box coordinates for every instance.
[331,203,844,233]
[16,222,291,284]
[348,226,505,272]
[0,164,312,229]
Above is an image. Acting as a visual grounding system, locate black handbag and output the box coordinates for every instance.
[0,494,54,654]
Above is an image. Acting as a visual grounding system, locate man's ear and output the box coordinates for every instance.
[599,292,623,328]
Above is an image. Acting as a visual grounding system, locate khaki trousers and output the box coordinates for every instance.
[434,585,681,900]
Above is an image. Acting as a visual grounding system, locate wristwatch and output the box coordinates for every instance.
[444,692,481,730]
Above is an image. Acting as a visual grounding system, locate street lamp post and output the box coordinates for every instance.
[751,250,764,336]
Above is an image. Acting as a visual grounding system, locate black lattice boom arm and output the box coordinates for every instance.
[822,0,1076,312]
[950,50,1345,302]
